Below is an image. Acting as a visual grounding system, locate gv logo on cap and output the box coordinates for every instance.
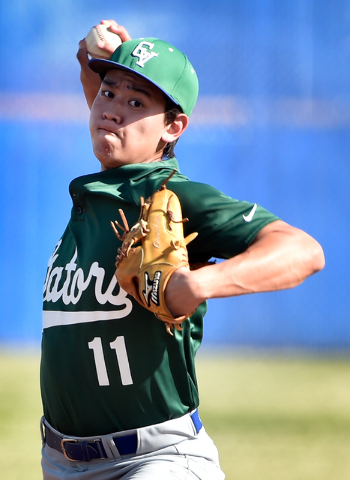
[132,41,159,67]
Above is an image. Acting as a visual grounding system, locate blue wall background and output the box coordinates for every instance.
[0,0,349,349]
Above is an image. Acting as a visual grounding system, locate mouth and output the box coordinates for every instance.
[97,124,120,137]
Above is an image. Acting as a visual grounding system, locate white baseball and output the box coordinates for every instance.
[85,24,122,59]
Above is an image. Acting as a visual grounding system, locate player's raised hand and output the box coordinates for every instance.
[100,20,132,45]
[77,21,132,109]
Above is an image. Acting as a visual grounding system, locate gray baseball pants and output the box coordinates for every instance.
[41,412,225,479]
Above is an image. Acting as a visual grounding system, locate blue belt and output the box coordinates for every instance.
[44,411,203,462]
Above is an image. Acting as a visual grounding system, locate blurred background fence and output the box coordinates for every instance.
[0,0,349,350]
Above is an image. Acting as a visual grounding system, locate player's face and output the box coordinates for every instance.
[89,68,169,170]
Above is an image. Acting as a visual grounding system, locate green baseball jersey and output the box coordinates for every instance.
[41,158,279,437]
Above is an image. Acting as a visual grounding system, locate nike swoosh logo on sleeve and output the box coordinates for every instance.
[242,203,257,222]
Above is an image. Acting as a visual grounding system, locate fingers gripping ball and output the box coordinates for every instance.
[84,24,122,59]
[111,170,198,335]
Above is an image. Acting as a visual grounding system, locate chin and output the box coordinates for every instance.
[98,156,125,171]
[99,161,119,171]
[93,148,121,170]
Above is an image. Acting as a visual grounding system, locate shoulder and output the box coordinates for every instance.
[167,178,228,206]
[165,177,280,260]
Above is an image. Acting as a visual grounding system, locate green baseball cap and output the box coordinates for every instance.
[88,38,199,116]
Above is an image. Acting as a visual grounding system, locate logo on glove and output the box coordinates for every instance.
[142,271,161,307]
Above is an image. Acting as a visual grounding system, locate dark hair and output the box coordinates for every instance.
[163,99,183,159]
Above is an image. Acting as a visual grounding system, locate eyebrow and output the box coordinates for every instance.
[102,78,153,98]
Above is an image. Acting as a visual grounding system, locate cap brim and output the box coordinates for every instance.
[88,58,180,108]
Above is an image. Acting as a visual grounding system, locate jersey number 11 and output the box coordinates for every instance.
[88,336,133,386]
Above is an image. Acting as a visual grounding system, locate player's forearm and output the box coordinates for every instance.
[192,220,325,300]
[165,221,325,317]
[77,40,102,109]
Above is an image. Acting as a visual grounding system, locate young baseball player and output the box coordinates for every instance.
[40,21,325,479]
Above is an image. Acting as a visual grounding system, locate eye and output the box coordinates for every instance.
[101,90,114,99]
[129,100,143,108]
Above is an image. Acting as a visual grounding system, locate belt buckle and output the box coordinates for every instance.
[61,438,78,461]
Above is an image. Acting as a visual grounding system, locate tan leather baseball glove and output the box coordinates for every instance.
[111,171,198,334]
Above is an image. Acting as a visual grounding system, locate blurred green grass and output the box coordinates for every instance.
[0,350,42,480]
[196,352,350,480]
[1,350,350,479]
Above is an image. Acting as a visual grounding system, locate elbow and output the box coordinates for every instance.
[312,242,325,273]
[291,230,325,285]
[305,238,325,276]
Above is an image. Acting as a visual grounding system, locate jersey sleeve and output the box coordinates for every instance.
[170,180,280,263]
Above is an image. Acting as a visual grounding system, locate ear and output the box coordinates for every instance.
[161,113,189,143]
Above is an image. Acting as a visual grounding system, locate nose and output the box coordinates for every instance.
[103,108,122,124]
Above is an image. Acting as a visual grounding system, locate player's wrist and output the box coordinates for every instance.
[164,268,203,318]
